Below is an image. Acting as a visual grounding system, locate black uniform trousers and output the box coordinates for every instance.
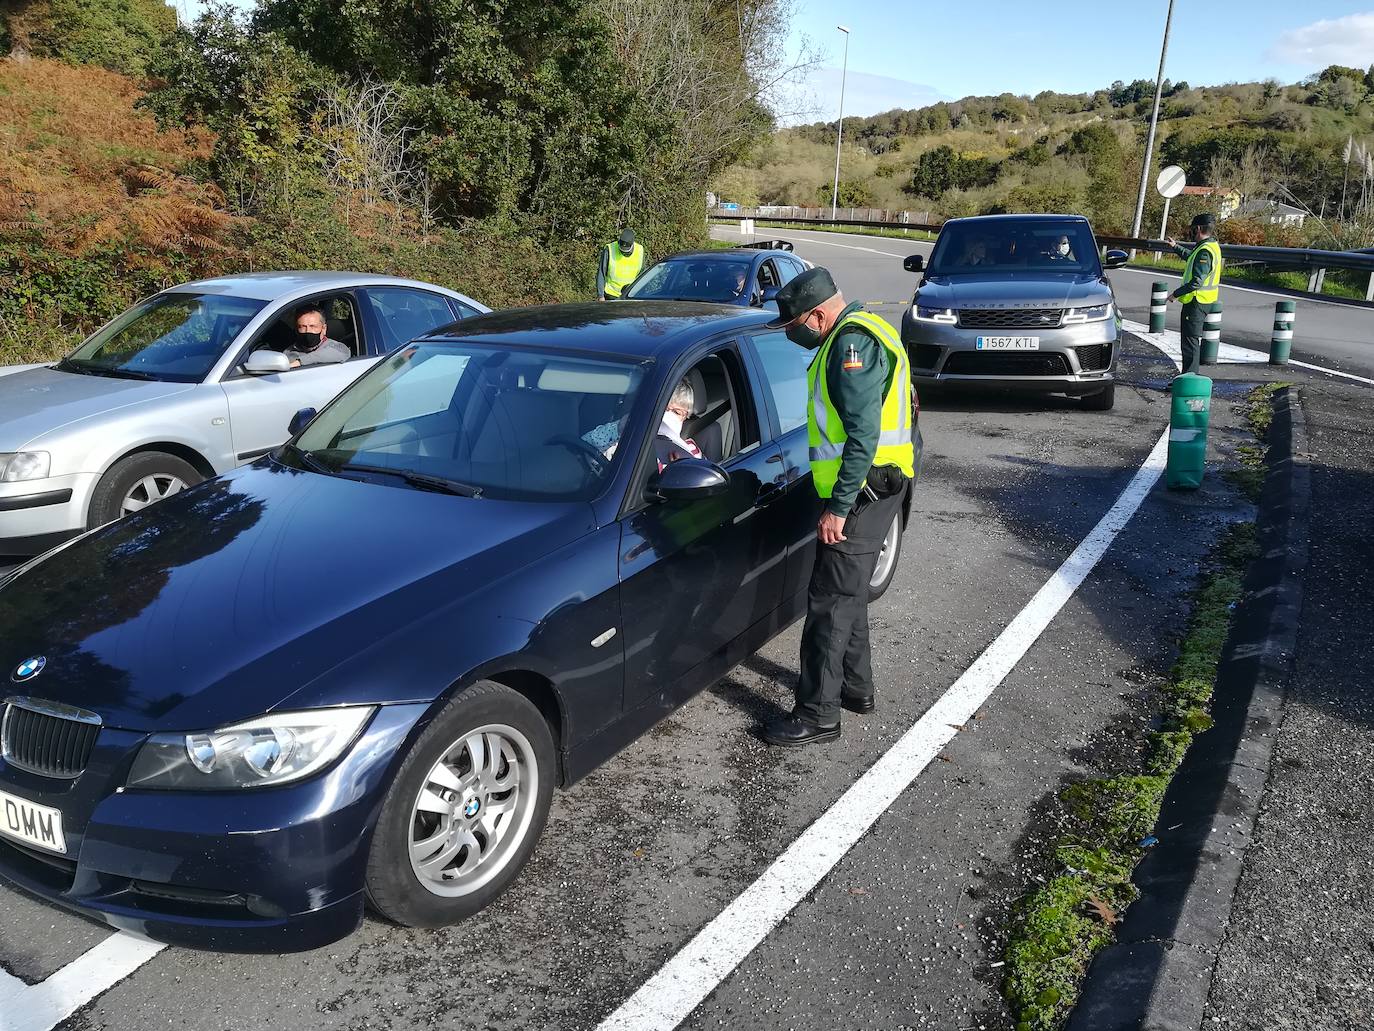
[795,480,905,727]
[1179,299,1219,374]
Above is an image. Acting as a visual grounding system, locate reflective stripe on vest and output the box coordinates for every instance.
[806,310,916,499]
[604,242,646,298]
[1178,239,1222,304]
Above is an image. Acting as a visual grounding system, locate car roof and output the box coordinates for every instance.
[942,213,1091,227]
[164,271,478,303]
[422,301,775,361]
[657,250,760,263]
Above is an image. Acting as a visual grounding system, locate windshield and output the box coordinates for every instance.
[64,293,267,383]
[928,221,1100,276]
[291,342,647,502]
[626,257,753,302]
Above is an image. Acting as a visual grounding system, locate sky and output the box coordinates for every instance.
[179,1,1374,125]
[776,1,1374,124]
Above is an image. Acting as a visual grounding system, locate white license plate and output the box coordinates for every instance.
[976,336,1040,350]
[0,788,66,854]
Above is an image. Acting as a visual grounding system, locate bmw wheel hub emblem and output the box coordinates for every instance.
[463,798,481,818]
[12,656,46,682]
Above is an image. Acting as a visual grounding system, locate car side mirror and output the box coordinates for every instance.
[244,350,290,376]
[1103,249,1129,270]
[288,407,317,437]
[903,254,924,273]
[647,458,729,503]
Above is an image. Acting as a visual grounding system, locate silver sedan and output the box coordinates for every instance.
[0,272,487,556]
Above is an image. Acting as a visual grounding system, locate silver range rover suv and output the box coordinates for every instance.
[900,214,1128,410]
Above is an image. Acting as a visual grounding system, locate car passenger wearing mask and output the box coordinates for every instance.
[284,306,350,368]
[1049,235,1074,261]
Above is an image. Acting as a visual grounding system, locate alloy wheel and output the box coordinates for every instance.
[121,473,186,515]
[408,724,539,897]
[870,512,901,590]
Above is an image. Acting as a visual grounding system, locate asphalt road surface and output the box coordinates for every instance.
[2,236,1369,1031]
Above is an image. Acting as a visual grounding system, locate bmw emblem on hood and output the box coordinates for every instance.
[12,656,46,682]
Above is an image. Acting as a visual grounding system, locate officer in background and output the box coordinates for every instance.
[761,267,915,748]
[1167,213,1222,374]
[598,229,647,300]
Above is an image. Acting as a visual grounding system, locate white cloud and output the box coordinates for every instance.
[1267,12,1374,68]
[774,67,948,128]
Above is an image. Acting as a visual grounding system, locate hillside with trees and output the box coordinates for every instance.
[716,69,1374,248]
[0,0,795,363]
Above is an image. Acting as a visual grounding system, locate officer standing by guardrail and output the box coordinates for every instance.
[1166,213,1222,374]
[597,228,646,300]
[761,267,914,748]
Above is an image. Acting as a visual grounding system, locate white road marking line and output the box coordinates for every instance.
[1,934,165,1031]
[1120,319,1374,386]
[596,427,1172,1031]
[714,225,915,258]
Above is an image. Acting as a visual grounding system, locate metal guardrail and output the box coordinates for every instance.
[710,214,1374,300]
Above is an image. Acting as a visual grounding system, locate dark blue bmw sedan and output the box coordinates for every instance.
[0,302,921,951]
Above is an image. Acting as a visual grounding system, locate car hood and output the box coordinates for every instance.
[917,273,1111,310]
[0,366,195,449]
[0,463,594,731]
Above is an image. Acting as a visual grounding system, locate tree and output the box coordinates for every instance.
[12,0,176,75]
[908,145,958,198]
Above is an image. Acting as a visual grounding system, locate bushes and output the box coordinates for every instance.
[7,0,176,75]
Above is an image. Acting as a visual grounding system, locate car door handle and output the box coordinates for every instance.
[766,453,784,463]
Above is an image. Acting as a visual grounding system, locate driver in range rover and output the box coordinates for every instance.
[285,305,350,368]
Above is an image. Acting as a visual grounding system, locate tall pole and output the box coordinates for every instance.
[830,26,851,220]
[1131,0,1175,241]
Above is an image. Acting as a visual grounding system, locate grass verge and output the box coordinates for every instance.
[1224,383,1291,502]
[1001,518,1261,1031]
[1126,253,1365,301]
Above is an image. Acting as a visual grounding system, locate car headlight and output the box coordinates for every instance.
[1062,303,1112,324]
[0,452,51,482]
[914,305,957,323]
[126,706,375,790]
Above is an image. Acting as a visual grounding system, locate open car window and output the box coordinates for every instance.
[237,292,364,372]
[291,343,647,502]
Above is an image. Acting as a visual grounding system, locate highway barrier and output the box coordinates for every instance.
[1270,301,1296,365]
[1201,305,1222,365]
[1167,373,1212,489]
[1150,282,1169,332]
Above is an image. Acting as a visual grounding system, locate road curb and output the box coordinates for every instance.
[1067,386,1311,1031]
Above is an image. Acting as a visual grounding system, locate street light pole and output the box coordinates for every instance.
[1131,0,1176,241]
[830,25,851,220]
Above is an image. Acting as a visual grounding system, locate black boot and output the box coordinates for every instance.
[841,692,875,714]
[761,714,840,747]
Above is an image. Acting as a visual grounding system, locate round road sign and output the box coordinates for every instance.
[1157,165,1186,199]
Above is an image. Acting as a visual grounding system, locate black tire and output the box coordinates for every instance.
[1081,382,1116,411]
[868,507,905,603]
[87,451,203,527]
[365,681,556,928]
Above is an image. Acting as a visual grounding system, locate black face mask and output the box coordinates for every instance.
[785,317,823,350]
[295,329,323,351]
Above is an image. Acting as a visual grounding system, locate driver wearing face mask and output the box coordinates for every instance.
[1049,235,1074,261]
[284,306,350,368]
[654,378,702,470]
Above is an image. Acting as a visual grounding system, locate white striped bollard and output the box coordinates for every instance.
[1269,300,1295,365]
[1150,281,1168,333]
[1200,304,1222,365]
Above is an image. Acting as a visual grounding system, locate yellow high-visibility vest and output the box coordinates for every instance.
[806,310,915,499]
[603,241,646,298]
[1178,239,1222,304]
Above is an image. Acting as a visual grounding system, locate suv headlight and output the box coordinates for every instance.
[914,305,957,323]
[1062,303,1112,324]
[127,706,374,790]
[0,452,51,482]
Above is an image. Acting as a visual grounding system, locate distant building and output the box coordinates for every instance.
[1181,185,1242,219]
[1236,199,1308,227]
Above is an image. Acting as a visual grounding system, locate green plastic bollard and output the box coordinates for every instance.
[1167,373,1212,490]
[1149,281,1169,333]
[1270,300,1295,365]
[1200,303,1222,365]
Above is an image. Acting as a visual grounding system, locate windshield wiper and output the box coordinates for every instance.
[62,362,159,381]
[340,463,483,498]
[54,357,91,375]
[284,443,333,475]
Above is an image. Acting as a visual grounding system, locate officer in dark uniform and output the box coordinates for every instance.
[761,267,915,747]
[1167,213,1223,374]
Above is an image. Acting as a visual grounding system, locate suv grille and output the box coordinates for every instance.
[1,699,101,779]
[958,308,1063,330]
[943,352,1070,377]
